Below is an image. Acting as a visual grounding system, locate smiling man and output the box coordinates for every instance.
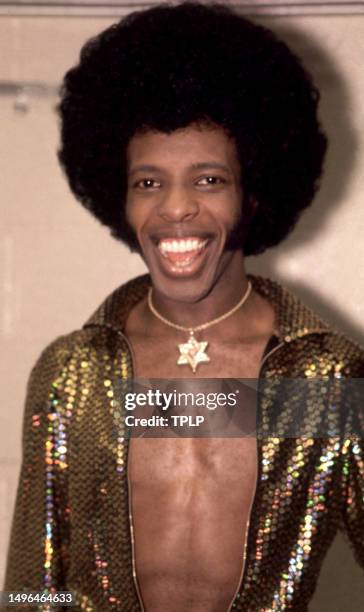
[124,125,275,380]
[4,2,364,611]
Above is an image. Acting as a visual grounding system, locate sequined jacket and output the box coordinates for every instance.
[4,274,364,611]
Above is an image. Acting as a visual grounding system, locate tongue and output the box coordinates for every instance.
[166,249,201,263]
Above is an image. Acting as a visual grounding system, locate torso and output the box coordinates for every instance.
[124,291,275,611]
[129,437,256,612]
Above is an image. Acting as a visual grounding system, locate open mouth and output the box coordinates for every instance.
[158,237,209,267]
[150,235,213,276]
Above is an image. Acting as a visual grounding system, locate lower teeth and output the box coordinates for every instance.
[173,258,195,267]
[158,242,209,267]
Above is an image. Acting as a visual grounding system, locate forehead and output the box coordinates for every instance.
[126,123,241,173]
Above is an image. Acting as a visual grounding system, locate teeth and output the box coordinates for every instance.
[173,257,195,268]
[158,238,208,253]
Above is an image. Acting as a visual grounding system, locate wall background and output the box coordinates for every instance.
[0,6,363,608]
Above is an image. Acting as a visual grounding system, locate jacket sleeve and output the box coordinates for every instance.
[341,435,364,568]
[342,372,364,569]
[338,346,364,568]
[4,337,73,602]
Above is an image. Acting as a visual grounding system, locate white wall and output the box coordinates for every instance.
[1,12,363,607]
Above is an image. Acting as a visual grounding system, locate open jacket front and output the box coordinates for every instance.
[4,274,364,611]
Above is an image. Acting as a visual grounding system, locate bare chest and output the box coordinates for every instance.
[128,437,257,611]
[127,331,270,378]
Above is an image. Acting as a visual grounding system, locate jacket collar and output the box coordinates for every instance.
[83,273,330,343]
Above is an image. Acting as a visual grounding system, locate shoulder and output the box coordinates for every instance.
[28,275,149,387]
[26,329,95,398]
[309,330,364,377]
[31,324,126,379]
[251,274,364,378]
[283,322,364,378]
[33,273,149,368]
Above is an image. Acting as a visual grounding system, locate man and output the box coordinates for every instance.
[5,2,364,611]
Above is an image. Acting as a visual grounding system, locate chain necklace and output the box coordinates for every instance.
[147,281,252,373]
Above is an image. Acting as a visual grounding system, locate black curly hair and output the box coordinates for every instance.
[58,1,327,256]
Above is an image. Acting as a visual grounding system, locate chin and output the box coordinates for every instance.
[139,226,242,303]
[148,268,217,304]
[137,231,217,300]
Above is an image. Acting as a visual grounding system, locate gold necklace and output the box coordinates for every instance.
[147,281,252,373]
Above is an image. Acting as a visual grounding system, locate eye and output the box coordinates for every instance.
[134,178,161,190]
[196,176,226,187]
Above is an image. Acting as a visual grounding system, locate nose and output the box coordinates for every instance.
[158,185,199,223]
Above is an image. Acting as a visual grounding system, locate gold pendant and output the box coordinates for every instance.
[177,332,210,373]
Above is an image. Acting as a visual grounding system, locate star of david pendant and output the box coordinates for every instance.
[177,332,210,373]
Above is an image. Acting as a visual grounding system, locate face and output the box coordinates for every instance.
[126,123,245,303]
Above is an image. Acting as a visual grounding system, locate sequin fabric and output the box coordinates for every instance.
[4,274,364,611]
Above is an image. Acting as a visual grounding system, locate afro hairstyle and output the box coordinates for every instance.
[58,1,327,255]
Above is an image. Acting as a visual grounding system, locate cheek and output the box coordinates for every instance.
[125,199,136,228]
[125,198,157,248]
[125,194,144,232]
[212,191,243,230]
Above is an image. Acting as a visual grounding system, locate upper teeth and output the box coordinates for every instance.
[158,239,207,253]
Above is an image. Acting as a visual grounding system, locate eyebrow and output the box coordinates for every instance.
[190,162,231,173]
[128,164,161,177]
[128,162,231,176]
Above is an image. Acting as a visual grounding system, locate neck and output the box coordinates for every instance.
[149,255,250,331]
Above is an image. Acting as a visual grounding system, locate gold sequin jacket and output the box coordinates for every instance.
[4,274,364,611]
